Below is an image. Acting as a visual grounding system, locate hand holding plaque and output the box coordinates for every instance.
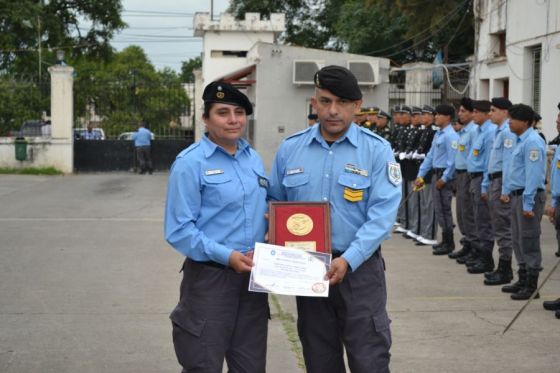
[268,202,331,253]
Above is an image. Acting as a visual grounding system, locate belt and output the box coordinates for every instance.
[489,171,502,180]
[469,172,483,178]
[456,169,467,174]
[187,258,228,270]
[511,188,544,196]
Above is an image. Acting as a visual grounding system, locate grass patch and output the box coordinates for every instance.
[0,167,63,175]
[270,294,306,371]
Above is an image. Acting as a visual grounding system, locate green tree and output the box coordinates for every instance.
[0,0,125,79]
[180,57,201,83]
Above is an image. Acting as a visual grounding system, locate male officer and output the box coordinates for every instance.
[501,104,546,300]
[403,106,424,240]
[413,105,437,245]
[482,97,516,285]
[308,113,319,126]
[364,106,379,131]
[268,65,401,373]
[374,110,393,141]
[414,104,459,254]
[465,100,497,272]
[394,105,413,234]
[450,98,478,261]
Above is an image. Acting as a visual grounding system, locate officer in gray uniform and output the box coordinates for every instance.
[415,105,460,253]
[483,97,516,285]
[465,100,497,273]
[268,65,401,373]
[394,105,413,234]
[413,105,437,245]
[502,104,546,300]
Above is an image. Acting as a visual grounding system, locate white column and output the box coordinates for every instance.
[193,69,205,142]
[48,65,74,173]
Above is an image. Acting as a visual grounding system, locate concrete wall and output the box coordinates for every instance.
[472,0,560,140]
[248,43,390,170]
[0,138,72,170]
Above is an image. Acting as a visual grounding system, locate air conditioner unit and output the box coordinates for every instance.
[293,60,324,85]
[347,60,380,86]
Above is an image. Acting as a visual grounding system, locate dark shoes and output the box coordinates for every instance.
[484,259,513,285]
[467,254,494,274]
[511,272,539,300]
[502,267,527,294]
[448,244,471,259]
[543,298,560,311]
[433,231,455,255]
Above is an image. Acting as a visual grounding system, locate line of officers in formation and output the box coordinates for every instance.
[351,99,560,318]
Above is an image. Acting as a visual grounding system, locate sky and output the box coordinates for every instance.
[110,0,230,72]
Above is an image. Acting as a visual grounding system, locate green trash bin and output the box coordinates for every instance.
[15,137,28,161]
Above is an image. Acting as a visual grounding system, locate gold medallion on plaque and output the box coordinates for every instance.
[286,213,313,236]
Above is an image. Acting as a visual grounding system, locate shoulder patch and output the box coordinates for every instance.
[529,149,539,162]
[503,138,513,148]
[451,140,458,149]
[387,161,402,186]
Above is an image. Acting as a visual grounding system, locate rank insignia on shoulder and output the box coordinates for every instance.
[459,144,465,152]
[504,138,513,148]
[286,167,304,175]
[387,161,402,186]
[343,187,363,202]
[205,169,224,176]
[473,149,480,156]
[451,141,458,149]
[529,149,539,162]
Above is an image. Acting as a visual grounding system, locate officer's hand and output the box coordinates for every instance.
[405,152,413,159]
[228,251,253,273]
[500,194,510,204]
[245,250,254,260]
[435,179,446,190]
[414,177,425,188]
[480,193,488,201]
[522,210,535,218]
[326,257,349,285]
[399,152,406,160]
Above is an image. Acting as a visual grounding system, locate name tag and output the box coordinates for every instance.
[287,167,304,175]
[205,169,224,176]
[344,164,368,177]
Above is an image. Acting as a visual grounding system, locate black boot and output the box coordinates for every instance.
[433,231,455,255]
[467,252,494,274]
[556,310,560,319]
[448,242,471,259]
[502,267,527,293]
[511,271,539,300]
[543,298,560,311]
[457,249,477,264]
[484,259,513,285]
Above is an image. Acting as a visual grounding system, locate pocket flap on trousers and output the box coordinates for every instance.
[170,306,206,337]
[372,312,391,332]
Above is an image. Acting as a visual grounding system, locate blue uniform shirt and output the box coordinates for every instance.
[466,120,496,178]
[550,146,560,208]
[504,127,546,212]
[133,127,152,147]
[268,123,402,271]
[455,121,477,170]
[482,120,516,194]
[164,134,268,265]
[418,124,459,182]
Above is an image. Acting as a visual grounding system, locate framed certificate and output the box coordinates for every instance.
[268,201,331,253]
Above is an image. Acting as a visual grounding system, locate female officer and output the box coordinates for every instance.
[164,81,269,372]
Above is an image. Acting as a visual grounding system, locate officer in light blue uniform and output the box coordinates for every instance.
[465,100,497,274]
[164,81,269,372]
[132,121,154,174]
[502,104,546,301]
[450,98,478,261]
[482,97,516,286]
[268,65,401,373]
[415,104,459,255]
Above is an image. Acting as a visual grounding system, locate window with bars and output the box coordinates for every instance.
[531,45,542,114]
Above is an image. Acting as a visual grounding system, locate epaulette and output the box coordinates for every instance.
[359,126,388,144]
[284,126,314,141]
[175,142,200,159]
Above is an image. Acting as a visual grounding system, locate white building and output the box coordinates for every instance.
[193,12,391,169]
[471,0,560,140]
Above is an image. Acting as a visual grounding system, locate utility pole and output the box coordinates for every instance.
[210,0,214,21]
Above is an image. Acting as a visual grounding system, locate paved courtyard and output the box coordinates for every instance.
[0,173,559,372]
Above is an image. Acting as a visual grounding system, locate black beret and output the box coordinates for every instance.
[202,81,253,115]
[308,113,318,120]
[508,104,535,122]
[491,97,512,110]
[422,105,436,114]
[460,97,473,111]
[411,106,422,115]
[377,110,392,120]
[314,65,362,100]
[436,104,455,117]
[473,100,491,112]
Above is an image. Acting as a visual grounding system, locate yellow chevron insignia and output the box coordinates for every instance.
[344,187,363,202]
